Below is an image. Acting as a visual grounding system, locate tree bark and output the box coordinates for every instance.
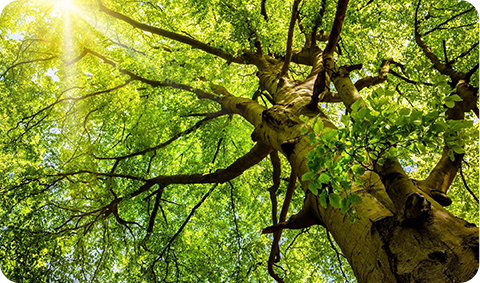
[224,62,479,282]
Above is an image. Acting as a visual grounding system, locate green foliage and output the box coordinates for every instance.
[0,0,477,282]
[304,84,477,221]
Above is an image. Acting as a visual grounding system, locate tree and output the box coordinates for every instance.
[0,0,478,281]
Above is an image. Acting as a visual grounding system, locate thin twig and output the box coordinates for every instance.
[460,162,479,203]
[327,231,349,282]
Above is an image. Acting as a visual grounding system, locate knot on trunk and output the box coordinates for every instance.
[402,192,432,227]
[429,190,452,207]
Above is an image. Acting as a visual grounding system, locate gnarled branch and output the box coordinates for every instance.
[98,2,247,64]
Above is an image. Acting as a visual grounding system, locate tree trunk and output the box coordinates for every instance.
[232,64,479,282]
[312,172,479,282]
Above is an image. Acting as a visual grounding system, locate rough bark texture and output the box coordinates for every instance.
[223,55,479,282]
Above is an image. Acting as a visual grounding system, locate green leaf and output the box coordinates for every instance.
[445,100,455,108]
[423,111,439,123]
[341,114,351,125]
[453,147,464,154]
[299,115,309,123]
[341,198,349,213]
[318,173,331,184]
[301,126,308,135]
[449,94,463,102]
[431,123,445,133]
[353,164,366,176]
[329,194,342,208]
[448,149,455,162]
[416,143,426,154]
[313,119,324,134]
[385,89,395,96]
[301,172,313,181]
[319,190,328,208]
[356,108,370,122]
[351,99,363,112]
[308,182,319,195]
[349,193,363,205]
[399,108,410,116]
[321,128,338,142]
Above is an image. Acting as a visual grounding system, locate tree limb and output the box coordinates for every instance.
[449,42,479,66]
[152,184,217,268]
[268,151,281,225]
[267,170,297,282]
[98,2,246,64]
[146,189,164,233]
[323,0,349,59]
[416,77,478,205]
[261,0,268,21]
[1,56,57,78]
[280,0,302,77]
[460,163,479,204]
[414,0,465,82]
[95,113,225,160]
[421,7,475,37]
[129,142,272,198]
[354,59,392,92]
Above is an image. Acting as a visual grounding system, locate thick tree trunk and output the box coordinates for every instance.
[313,172,479,282]
[244,95,479,281]
[217,55,478,282]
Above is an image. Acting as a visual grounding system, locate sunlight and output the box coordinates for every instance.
[58,0,73,11]
[38,0,74,13]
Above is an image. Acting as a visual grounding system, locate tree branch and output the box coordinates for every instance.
[449,42,479,66]
[460,163,479,204]
[354,59,392,92]
[414,0,465,82]
[98,2,247,64]
[421,7,475,37]
[86,47,220,101]
[129,142,273,199]
[323,0,349,59]
[151,184,217,271]
[416,77,478,204]
[261,0,268,21]
[1,56,57,78]
[280,0,302,77]
[146,188,163,233]
[268,151,281,225]
[267,170,297,283]
[95,113,225,160]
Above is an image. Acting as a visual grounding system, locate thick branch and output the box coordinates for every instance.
[319,91,342,103]
[146,188,163,233]
[279,171,297,222]
[417,81,478,205]
[354,59,391,92]
[129,143,272,198]
[98,2,246,64]
[329,63,366,113]
[323,0,349,59]
[280,0,302,77]
[261,0,268,21]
